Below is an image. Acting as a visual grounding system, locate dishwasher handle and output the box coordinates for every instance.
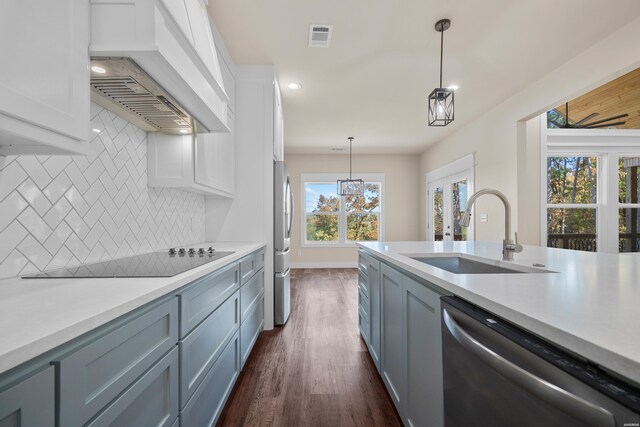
[443,309,616,427]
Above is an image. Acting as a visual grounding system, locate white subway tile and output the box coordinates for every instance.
[0,192,28,232]
[43,172,72,203]
[18,235,53,270]
[0,250,29,279]
[43,197,72,229]
[17,207,52,242]
[17,157,51,189]
[0,162,28,201]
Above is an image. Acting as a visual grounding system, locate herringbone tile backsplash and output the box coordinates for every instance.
[0,103,206,279]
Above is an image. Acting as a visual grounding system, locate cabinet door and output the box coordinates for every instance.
[0,0,88,147]
[57,299,179,427]
[380,264,405,418]
[194,110,235,195]
[368,257,382,373]
[181,331,240,427]
[86,348,179,427]
[403,277,444,427]
[0,366,54,427]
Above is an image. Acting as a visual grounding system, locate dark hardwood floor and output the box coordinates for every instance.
[217,268,402,426]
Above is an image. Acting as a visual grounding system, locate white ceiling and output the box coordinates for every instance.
[209,0,640,155]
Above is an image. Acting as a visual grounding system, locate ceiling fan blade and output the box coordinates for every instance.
[584,121,627,129]
[578,113,629,128]
[572,112,599,127]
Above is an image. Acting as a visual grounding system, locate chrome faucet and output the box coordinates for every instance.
[460,189,523,261]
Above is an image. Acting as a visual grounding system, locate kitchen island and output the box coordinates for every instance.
[358,240,640,426]
[359,240,640,385]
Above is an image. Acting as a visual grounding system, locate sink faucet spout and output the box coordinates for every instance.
[460,189,522,261]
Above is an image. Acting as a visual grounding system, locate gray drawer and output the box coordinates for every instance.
[240,270,264,323]
[180,331,240,427]
[178,262,239,337]
[358,251,369,276]
[255,248,265,271]
[87,347,179,427]
[359,287,369,320]
[179,290,239,409]
[359,308,370,344]
[239,253,257,285]
[0,366,54,427]
[358,271,369,297]
[240,292,264,368]
[57,298,179,427]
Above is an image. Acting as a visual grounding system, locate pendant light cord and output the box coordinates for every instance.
[439,24,444,89]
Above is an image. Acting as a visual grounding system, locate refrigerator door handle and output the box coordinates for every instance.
[442,309,615,427]
[286,176,294,238]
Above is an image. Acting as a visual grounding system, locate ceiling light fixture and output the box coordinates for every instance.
[179,129,189,134]
[91,65,106,74]
[337,137,364,196]
[287,82,302,90]
[428,19,454,127]
[447,84,459,91]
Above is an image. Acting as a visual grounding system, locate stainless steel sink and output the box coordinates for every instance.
[406,255,554,274]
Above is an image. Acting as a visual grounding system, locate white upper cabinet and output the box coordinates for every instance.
[90,0,230,133]
[273,80,284,161]
[147,112,235,198]
[0,0,91,156]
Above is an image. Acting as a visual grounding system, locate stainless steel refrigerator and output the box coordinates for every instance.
[274,161,293,325]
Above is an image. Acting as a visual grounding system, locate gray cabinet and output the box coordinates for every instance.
[366,254,447,427]
[0,366,54,427]
[56,299,179,427]
[367,257,382,373]
[239,253,257,285]
[239,258,264,369]
[179,290,239,408]
[381,263,406,418]
[403,276,444,427]
[86,348,179,427]
[179,263,239,337]
[240,292,264,368]
[181,331,240,427]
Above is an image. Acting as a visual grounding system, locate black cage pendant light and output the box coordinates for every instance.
[428,19,454,126]
[337,137,364,196]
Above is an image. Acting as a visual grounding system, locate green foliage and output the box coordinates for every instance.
[306,183,380,242]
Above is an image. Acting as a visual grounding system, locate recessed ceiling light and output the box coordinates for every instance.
[287,82,302,90]
[448,84,460,91]
[91,66,106,74]
[179,129,189,134]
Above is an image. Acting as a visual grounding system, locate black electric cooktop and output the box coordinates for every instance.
[24,247,234,278]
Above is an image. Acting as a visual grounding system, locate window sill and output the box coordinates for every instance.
[301,242,378,248]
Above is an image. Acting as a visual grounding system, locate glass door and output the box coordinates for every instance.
[428,172,473,241]
[429,172,472,241]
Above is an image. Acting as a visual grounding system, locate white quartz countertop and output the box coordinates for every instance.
[0,241,265,375]
[358,241,640,386]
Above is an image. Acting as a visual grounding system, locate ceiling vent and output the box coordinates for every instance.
[309,25,333,48]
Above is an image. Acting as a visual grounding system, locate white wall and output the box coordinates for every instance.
[419,16,640,244]
[286,154,421,267]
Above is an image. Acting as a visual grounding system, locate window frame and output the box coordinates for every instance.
[540,119,640,253]
[301,173,384,247]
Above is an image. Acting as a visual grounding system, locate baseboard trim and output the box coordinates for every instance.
[291,262,358,269]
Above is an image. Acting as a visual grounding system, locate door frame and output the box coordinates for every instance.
[426,154,475,241]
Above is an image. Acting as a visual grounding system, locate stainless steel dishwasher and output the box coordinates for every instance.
[441,296,640,427]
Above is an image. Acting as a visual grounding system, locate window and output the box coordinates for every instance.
[542,121,640,253]
[302,173,382,246]
[546,156,599,252]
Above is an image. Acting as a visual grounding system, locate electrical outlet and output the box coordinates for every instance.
[480,213,488,223]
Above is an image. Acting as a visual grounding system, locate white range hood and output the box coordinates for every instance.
[89,0,230,133]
